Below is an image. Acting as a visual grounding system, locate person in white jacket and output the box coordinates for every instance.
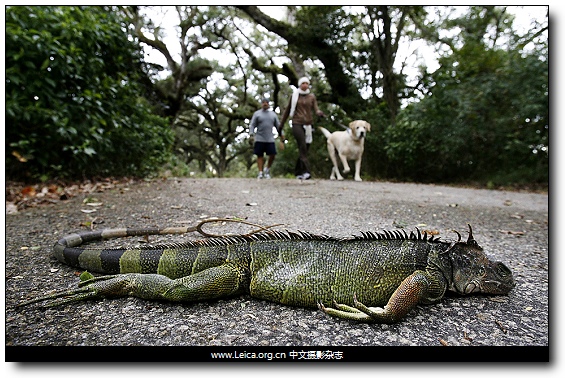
[279,77,325,180]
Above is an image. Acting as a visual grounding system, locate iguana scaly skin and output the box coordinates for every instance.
[18,225,515,323]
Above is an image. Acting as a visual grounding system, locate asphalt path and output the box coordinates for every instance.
[5,178,549,361]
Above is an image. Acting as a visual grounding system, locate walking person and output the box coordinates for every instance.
[249,98,280,179]
[279,76,325,180]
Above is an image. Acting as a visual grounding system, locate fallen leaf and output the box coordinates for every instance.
[21,186,36,197]
[489,297,507,303]
[498,229,525,236]
[495,320,507,333]
[463,332,473,342]
[6,178,136,211]
[423,229,440,235]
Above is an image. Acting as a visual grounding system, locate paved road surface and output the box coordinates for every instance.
[5,178,548,359]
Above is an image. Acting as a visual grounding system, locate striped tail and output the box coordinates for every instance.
[52,227,193,275]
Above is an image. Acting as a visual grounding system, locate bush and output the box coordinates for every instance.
[5,6,173,181]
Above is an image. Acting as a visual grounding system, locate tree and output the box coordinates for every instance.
[383,6,548,185]
[131,6,433,177]
[129,6,276,176]
[5,6,173,181]
[236,6,431,123]
[173,67,257,177]
[236,6,365,114]
[127,6,226,117]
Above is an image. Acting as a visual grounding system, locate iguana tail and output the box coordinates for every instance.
[52,226,195,274]
[52,219,280,276]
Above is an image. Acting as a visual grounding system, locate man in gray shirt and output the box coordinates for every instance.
[249,98,281,179]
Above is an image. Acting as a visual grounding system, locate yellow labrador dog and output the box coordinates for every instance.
[319,120,371,181]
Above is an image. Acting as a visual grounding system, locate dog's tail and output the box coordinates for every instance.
[318,126,332,139]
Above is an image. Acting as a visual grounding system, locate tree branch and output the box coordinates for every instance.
[236,5,364,113]
[132,8,178,73]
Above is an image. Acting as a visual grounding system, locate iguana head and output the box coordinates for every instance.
[447,225,515,296]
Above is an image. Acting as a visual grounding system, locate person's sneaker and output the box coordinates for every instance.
[302,172,311,180]
[257,172,263,179]
[263,168,271,179]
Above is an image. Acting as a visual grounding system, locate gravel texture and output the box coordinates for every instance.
[5,178,548,357]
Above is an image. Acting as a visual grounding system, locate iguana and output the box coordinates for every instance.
[17,224,515,323]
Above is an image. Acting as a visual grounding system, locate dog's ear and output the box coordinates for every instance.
[365,122,371,132]
[348,121,356,130]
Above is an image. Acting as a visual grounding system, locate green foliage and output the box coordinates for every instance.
[79,271,95,282]
[5,6,173,181]
[294,6,355,48]
[383,40,548,185]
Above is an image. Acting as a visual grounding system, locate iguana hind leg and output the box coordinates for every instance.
[18,264,249,308]
[319,270,447,323]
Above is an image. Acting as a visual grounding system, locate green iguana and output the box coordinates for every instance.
[17,224,515,323]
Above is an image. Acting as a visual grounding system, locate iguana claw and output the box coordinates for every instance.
[317,294,393,323]
[17,274,133,308]
[16,286,99,308]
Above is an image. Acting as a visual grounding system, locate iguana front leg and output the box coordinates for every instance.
[17,264,249,308]
[319,270,447,323]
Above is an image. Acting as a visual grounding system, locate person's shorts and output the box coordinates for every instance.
[253,142,277,157]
